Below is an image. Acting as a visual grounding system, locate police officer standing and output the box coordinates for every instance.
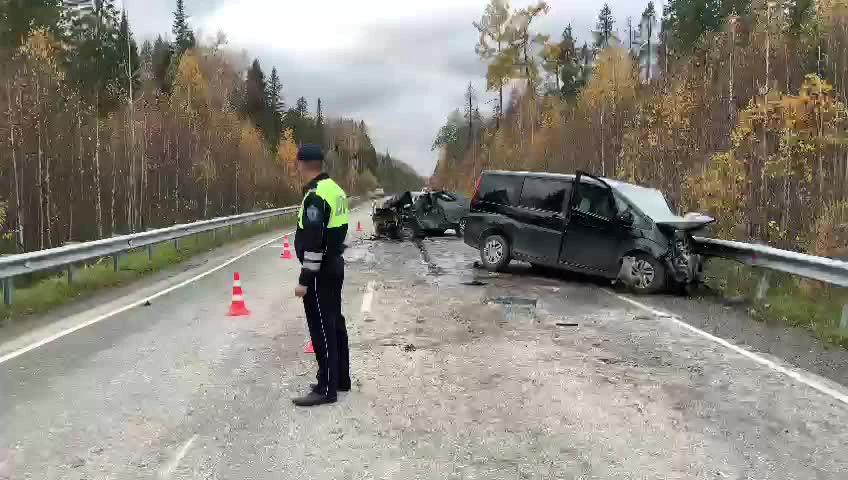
[292,144,351,407]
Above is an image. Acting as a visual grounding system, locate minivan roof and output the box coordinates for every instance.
[482,170,646,188]
[482,170,576,181]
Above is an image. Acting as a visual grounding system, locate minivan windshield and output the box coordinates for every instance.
[610,182,677,220]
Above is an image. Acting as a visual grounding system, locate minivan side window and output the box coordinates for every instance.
[572,183,615,219]
[477,174,523,206]
[614,193,651,229]
[519,178,571,212]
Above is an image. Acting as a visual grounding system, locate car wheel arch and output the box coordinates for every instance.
[480,226,512,247]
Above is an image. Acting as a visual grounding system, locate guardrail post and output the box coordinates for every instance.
[755,271,770,302]
[3,277,13,306]
[174,238,180,251]
[67,264,74,284]
[841,304,848,330]
[112,254,119,272]
[147,244,153,261]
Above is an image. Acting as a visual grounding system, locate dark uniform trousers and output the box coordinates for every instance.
[303,254,350,398]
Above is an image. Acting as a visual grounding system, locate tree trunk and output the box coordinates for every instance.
[72,98,83,242]
[94,110,104,239]
[8,81,23,252]
[36,75,45,250]
[94,5,104,239]
[44,121,53,248]
[174,130,180,221]
[110,144,117,234]
[126,119,134,233]
[600,103,606,176]
[140,114,148,230]
[497,38,502,129]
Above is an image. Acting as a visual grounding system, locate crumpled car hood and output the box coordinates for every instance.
[654,213,716,231]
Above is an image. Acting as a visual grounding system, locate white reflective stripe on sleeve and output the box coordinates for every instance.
[304,261,321,272]
[304,251,324,261]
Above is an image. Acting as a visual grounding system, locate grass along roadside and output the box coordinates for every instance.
[0,214,295,323]
[702,258,848,349]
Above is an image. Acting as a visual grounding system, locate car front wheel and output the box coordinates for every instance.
[479,234,511,272]
[626,253,666,294]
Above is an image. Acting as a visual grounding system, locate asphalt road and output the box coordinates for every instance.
[1,208,847,479]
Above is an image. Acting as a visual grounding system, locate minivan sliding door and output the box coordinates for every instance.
[559,176,621,273]
[512,178,571,262]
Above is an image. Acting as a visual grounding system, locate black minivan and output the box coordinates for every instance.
[463,170,715,293]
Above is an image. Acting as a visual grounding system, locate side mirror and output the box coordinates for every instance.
[617,211,634,225]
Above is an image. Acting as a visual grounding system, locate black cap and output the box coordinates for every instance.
[297,144,324,162]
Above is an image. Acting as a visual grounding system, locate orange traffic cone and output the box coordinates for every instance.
[226,272,251,317]
[280,234,292,259]
[356,221,363,233]
[304,340,314,353]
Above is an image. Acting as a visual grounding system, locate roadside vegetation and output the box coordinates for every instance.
[430,0,848,345]
[0,0,421,256]
[0,215,291,322]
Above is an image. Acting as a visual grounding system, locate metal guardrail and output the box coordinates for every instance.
[693,236,848,288]
[0,196,360,305]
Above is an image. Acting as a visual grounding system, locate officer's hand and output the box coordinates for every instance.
[294,284,307,298]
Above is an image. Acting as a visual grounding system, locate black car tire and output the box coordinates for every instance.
[479,234,511,272]
[626,253,666,294]
[401,219,422,240]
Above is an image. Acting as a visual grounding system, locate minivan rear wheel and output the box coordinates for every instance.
[626,253,666,294]
[480,234,511,272]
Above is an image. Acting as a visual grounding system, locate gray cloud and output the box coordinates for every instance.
[125,0,665,176]
[126,0,224,39]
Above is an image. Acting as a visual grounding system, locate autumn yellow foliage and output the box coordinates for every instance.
[277,128,300,188]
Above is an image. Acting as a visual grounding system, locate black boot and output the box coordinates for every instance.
[292,391,336,407]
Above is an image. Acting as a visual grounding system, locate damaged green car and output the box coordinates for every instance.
[371,190,470,239]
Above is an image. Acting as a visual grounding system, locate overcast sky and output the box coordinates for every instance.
[124,0,659,176]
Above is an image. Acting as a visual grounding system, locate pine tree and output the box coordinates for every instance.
[0,0,64,47]
[266,68,284,114]
[787,0,815,36]
[663,0,751,53]
[295,97,308,118]
[66,0,126,113]
[151,35,172,93]
[315,98,325,146]
[594,3,614,49]
[243,59,268,125]
[559,25,583,98]
[172,0,195,55]
[264,67,284,149]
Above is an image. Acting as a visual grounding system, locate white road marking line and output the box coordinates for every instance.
[158,434,197,479]
[0,230,293,365]
[361,281,375,314]
[604,289,848,407]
